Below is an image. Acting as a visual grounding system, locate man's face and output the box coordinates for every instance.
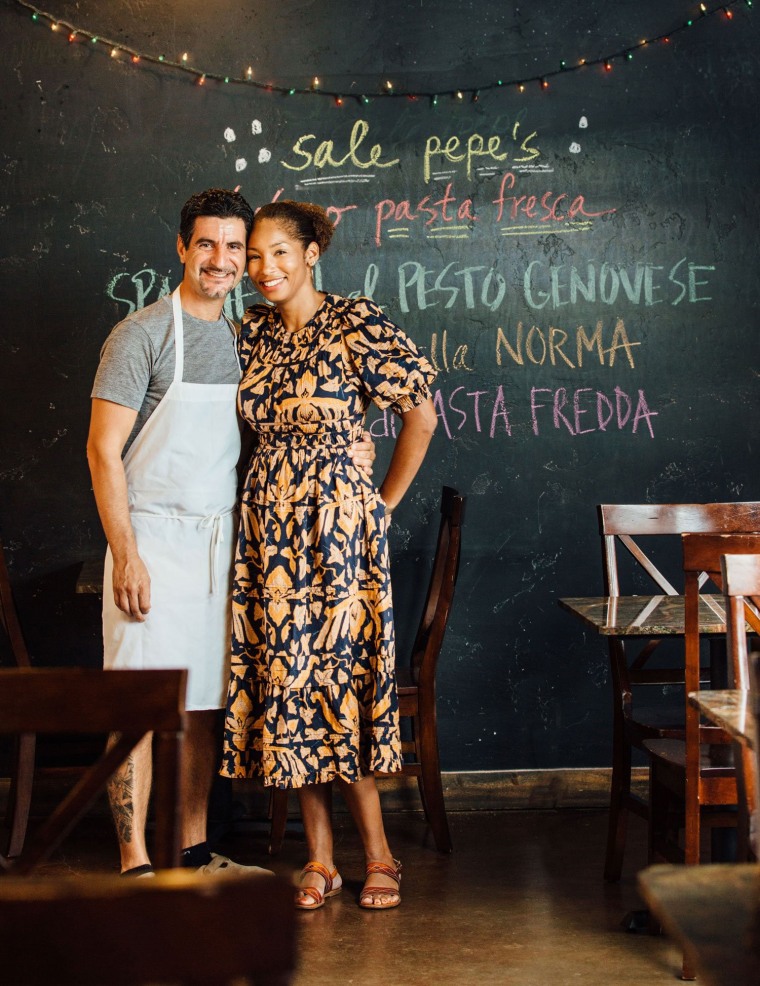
[176,215,247,304]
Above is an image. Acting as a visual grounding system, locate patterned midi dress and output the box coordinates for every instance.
[221,294,436,789]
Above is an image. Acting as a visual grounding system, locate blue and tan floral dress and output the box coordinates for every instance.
[220,294,436,788]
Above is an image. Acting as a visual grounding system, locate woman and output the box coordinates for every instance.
[221,200,437,910]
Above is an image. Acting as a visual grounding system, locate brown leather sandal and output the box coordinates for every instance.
[359,858,402,910]
[294,861,342,911]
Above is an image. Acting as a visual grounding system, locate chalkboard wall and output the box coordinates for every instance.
[1,0,759,772]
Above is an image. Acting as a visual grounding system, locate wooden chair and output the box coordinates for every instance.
[0,535,34,858]
[721,552,760,857]
[268,485,466,855]
[598,502,760,882]
[646,534,760,979]
[0,869,296,985]
[647,533,760,867]
[0,668,186,874]
[1,537,107,859]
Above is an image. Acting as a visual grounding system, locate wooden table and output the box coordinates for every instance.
[690,689,757,750]
[560,594,732,693]
[638,863,760,986]
[559,594,730,637]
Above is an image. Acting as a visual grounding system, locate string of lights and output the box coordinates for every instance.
[12,0,754,105]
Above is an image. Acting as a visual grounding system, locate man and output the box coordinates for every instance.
[87,188,374,875]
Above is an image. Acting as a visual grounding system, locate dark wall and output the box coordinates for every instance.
[1,0,759,769]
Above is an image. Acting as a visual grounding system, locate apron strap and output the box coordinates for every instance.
[171,288,185,384]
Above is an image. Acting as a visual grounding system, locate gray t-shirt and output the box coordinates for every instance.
[92,294,240,453]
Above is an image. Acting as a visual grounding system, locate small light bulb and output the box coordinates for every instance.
[182,52,189,62]
[111,47,119,58]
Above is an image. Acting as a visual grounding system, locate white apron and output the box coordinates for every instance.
[102,288,241,710]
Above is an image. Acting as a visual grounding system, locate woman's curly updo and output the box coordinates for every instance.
[252,200,334,255]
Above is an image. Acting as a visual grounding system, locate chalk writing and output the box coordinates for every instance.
[524,258,716,308]
[374,182,477,246]
[280,120,400,172]
[424,319,639,373]
[106,268,172,316]
[494,319,638,370]
[423,122,541,182]
[493,172,616,225]
[530,386,657,437]
[398,261,504,312]
[369,384,658,440]
[373,173,615,245]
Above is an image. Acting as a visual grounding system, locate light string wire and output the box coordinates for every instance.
[11,0,753,104]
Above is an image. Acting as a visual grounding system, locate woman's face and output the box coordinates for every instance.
[246,218,319,306]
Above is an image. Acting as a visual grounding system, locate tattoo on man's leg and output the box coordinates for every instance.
[107,754,135,844]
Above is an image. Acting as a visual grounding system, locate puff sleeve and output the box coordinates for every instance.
[342,298,436,414]
[238,304,270,372]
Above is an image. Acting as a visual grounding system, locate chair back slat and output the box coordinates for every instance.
[601,502,760,536]
[410,487,465,686]
[617,534,678,595]
[721,553,760,689]
[0,539,32,667]
[599,503,760,599]
[720,553,760,857]
[682,533,760,690]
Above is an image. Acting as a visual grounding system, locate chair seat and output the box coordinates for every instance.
[644,738,735,777]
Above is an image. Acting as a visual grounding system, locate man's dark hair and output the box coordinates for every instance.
[179,188,254,246]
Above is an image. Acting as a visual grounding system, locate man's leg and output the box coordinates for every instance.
[107,731,152,874]
[182,709,274,875]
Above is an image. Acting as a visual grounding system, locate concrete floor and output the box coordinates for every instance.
[32,805,683,985]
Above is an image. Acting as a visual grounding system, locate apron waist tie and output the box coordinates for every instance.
[198,508,236,594]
